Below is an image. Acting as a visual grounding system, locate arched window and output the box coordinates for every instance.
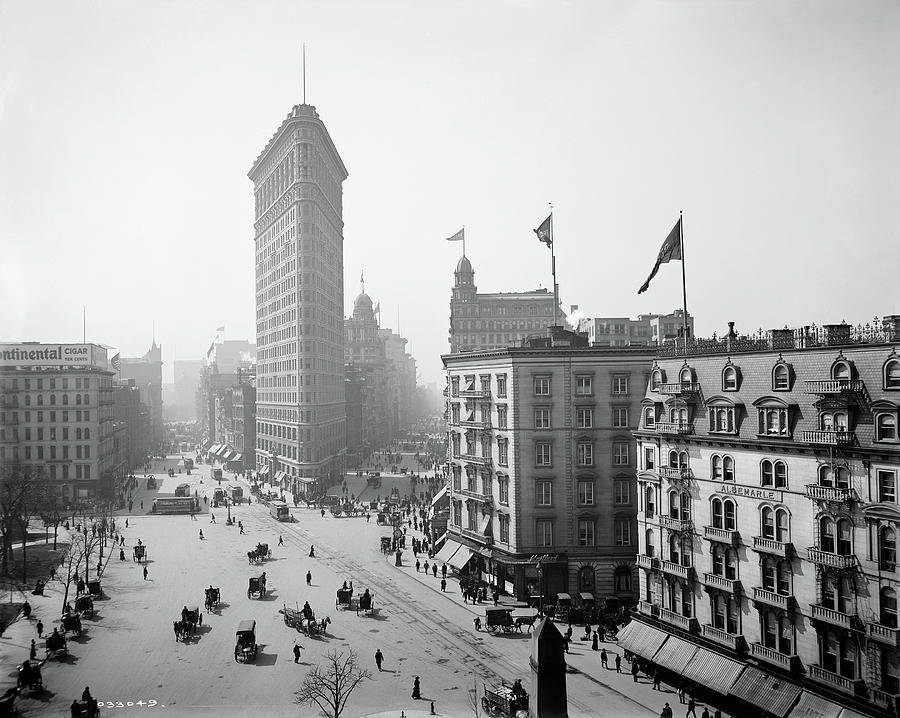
[62,394,68,405]
[819,464,850,489]
[837,518,853,555]
[885,359,900,390]
[821,411,848,432]
[761,460,774,487]
[711,498,724,529]
[723,366,738,391]
[723,499,736,531]
[881,587,898,628]
[820,516,836,552]
[645,528,655,557]
[669,490,681,519]
[832,361,851,382]
[774,461,787,488]
[762,506,775,539]
[876,413,898,442]
[650,370,662,391]
[773,364,790,391]
[776,508,789,542]
[881,526,897,570]
[680,492,691,521]
[579,566,596,592]
[680,367,693,384]
[821,574,854,614]
[822,629,857,679]
[763,611,793,654]
[645,487,655,518]
[669,535,681,565]
[711,545,738,580]
[712,595,739,634]
[669,450,679,467]
[723,456,735,482]
[761,557,792,595]
[711,455,723,481]
[644,407,656,428]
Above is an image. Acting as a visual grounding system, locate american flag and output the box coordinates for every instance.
[111,353,121,372]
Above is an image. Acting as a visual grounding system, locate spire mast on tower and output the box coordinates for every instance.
[302,43,306,104]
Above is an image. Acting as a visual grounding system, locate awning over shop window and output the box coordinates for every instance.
[275,471,286,483]
[652,635,699,673]
[201,439,214,451]
[729,666,802,718]
[788,691,842,718]
[222,450,235,461]
[477,514,492,536]
[435,539,461,565]
[230,453,242,463]
[431,485,449,506]
[448,544,474,571]
[837,710,873,718]
[681,647,743,696]
[616,620,669,661]
[296,477,317,485]
[208,444,221,455]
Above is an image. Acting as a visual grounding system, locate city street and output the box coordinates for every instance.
[0,457,679,717]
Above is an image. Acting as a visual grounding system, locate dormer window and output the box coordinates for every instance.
[831,359,852,383]
[820,410,849,432]
[754,397,791,437]
[650,368,663,392]
[722,365,738,392]
[772,363,791,391]
[885,358,900,390]
[643,406,656,428]
[679,366,694,385]
[707,397,740,435]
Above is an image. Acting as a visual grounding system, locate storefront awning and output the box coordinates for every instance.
[201,439,214,451]
[653,635,699,673]
[435,539,462,565]
[788,691,842,718]
[222,450,235,461]
[230,453,242,462]
[616,620,669,661]
[275,471,286,482]
[209,444,221,455]
[729,666,802,718]
[448,544,474,571]
[681,647,743,696]
[431,485,449,506]
[579,592,594,602]
[296,477,317,485]
[837,710,872,718]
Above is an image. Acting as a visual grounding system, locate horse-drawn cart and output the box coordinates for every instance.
[16,660,43,693]
[484,608,516,635]
[247,543,271,564]
[356,589,376,616]
[205,586,221,611]
[336,587,356,610]
[481,680,528,717]
[45,630,67,658]
[281,603,329,636]
[247,574,267,599]
[234,620,258,662]
[75,595,94,618]
[61,612,83,636]
[133,544,147,563]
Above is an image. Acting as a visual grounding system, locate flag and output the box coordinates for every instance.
[216,325,225,332]
[207,342,215,358]
[445,228,464,242]
[638,217,682,294]
[533,214,552,247]
[110,353,121,372]
[360,271,364,283]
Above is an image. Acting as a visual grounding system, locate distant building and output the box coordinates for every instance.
[449,254,565,353]
[197,340,255,445]
[220,373,256,472]
[172,359,205,421]
[580,309,694,347]
[119,341,164,450]
[113,379,150,480]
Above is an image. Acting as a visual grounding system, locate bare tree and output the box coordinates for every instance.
[59,531,89,611]
[294,649,372,718]
[468,673,482,718]
[0,462,50,581]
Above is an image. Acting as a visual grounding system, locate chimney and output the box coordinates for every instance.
[823,324,852,346]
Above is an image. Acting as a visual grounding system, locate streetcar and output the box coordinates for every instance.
[151,496,195,514]
[228,484,244,503]
[269,501,291,522]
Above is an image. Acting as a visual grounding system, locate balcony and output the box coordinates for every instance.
[661,560,694,581]
[458,420,492,430]
[659,516,693,533]
[658,382,700,396]
[806,548,857,570]
[458,454,493,468]
[804,379,866,395]
[810,604,858,630]
[867,622,900,647]
[703,573,742,595]
[459,389,491,399]
[461,526,493,545]
[656,422,694,436]
[872,689,900,711]
[752,536,793,558]
[749,643,800,672]
[637,600,659,618]
[798,430,856,447]
[636,554,660,571]
[659,466,693,482]
[704,526,740,545]
[752,587,795,611]
[807,665,865,696]
[658,607,699,633]
[457,488,493,503]
[804,484,856,504]
[701,624,746,653]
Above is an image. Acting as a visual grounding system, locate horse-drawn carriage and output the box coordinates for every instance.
[205,586,221,611]
[376,512,388,525]
[281,603,330,636]
[133,544,147,563]
[481,680,528,717]
[75,594,95,618]
[336,586,356,610]
[234,620,257,662]
[61,612,83,636]
[379,536,392,554]
[16,660,43,692]
[247,543,271,564]
[247,573,267,599]
[366,472,381,488]
[45,629,67,658]
[146,476,156,489]
[173,605,202,641]
[356,589,376,616]
[484,608,516,635]
[512,611,540,633]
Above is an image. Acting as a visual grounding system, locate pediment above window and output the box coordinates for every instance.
[753,396,791,408]
[864,503,900,524]
[705,395,742,407]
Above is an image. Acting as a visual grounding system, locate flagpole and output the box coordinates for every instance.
[679,210,689,344]
[462,225,466,258]
[550,204,558,327]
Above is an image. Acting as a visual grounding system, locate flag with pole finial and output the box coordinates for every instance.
[533,214,552,247]
[445,228,464,242]
[638,217,682,294]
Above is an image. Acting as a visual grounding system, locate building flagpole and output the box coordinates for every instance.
[83,306,86,344]
[679,210,689,345]
[549,204,558,327]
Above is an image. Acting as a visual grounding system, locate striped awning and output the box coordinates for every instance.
[615,620,668,661]
[652,635,699,673]
[729,665,802,718]
[682,646,743,695]
[788,691,842,718]
[435,539,462,565]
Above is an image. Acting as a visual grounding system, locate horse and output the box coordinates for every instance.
[317,616,331,634]
[515,615,539,633]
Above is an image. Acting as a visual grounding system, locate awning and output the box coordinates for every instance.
[229,453,242,462]
[729,666,802,718]
[788,691,842,718]
[652,635,699,673]
[557,593,572,601]
[681,647,743,695]
[208,444,220,454]
[448,544,474,571]
[837,710,872,718]
[201,439,214,451]
[275,471,286,483]
[579,593,594,603]
[296,477,317,485]
[615,619,669,660]
[222,450,235,461]
[435,539,462,565]
[431,485,449,505]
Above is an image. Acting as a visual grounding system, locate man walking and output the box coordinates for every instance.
[615,654,622,673]
[600,648,608,669]
[686,696,697,718]
[36,620,44,637]
[143,565,148,580]
[440,578,446,592]
[293,643,303,663]
[278,535,284,547]
[631,660,639,682]
[652,669,662,691]
[375,648,384,671]
[306,571,312,586]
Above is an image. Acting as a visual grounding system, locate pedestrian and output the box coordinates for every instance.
[415,559,421,572]
[492,588,499,606]
[119,548,125,561]
[293,644,302,663]
[375,648,384,671]
[143,565,148,580]
[125,519,129,528]
[211,514,216,523]
[120,536,125,546]
[30,639,37,660]
[678,678,686,704]
[440,578,446,592]
[615,653,622,673]
[713,710,721,718]
[686,696,697,718]
[701,709,710,718]
[309,546,315,558]
[473,616,481,631]
[592,631,599,651]
[562,634,570,653]
[441,563,447,578]
[412,676,421,700]
[432,563,437,577]
[22,600,31,619]
[199,529,204,540]
[306,571,312,586]
[140,500,144,510]
[661,703,673,718]
[423,560,429,574]
[278,535,284,547]
[36,620,44,637]
[600,648,608,668]
[653,669,662,691]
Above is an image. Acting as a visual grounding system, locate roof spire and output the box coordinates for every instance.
[302,43,306,104]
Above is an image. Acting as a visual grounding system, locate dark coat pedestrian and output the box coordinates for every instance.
[601,648,608,667]
[375,649,384,670]
[440,578,446,592]
[416,560,421,572]
[412,676,421,699]
[36,620,44,637]
[306,571,312,586]
[22,600,31,619]
[687,697,697,718]
[432,563,437,577]
[143,566,148,580]
[309,546,315,558]
[615,653,622,673]
[441,563,447,578]
[653,670,662,690]
[293,644,302,663]
[592,632,599,650]
[30,639,37,660]
[632,661,639,682]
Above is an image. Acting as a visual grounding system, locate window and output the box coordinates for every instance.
[762,611,794,656]
[612,406,629,428]
[876,413,898,442]
[534,408,550,429]
[615,480,630,505]
[612,375,629,395]
[881,526,897,571]
[761,506,790,542]
[822,630,858,680]
[578,520,595,546]
[451,377,459,397]
[615,518,631,546]
[880,471,897,503]
[711,545,738,580]
[644,486,656,518]
[820,410,849,432]
[712,595,739,634]
[536,519,553,546]
[643,406,656,428]
[650,369,662,391]
[576,407,593,428]
[711,497,736,531]
[498,477,509,505]
[820,516,853,555]
[535,442,551,467]
[708,406,736,434]
[722,456,735,482]
[497,439,508,467]
[881,587,898,628]
[496,374,507,397]
[496,406,508,430]
[578,481,594,505]
[832,361,851,382]
[757,406,790,436]
[773,364,790,391]
[452,466,461,491]
[536,481,552,506]
[614,565,632,593]
[575,375,592,395]
[819,463,851,490]
[613,442,629,466]
[644,446,656,471]
[466,467,477,492]
[885,359,900,390]
[534,376,550,396]
[722,366,738,391]
[577,442,593,466]
[499,514,510,543]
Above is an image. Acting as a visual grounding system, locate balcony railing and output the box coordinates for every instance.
[457,488,493,503]
[703,526,740,545]
[458,454,493,467]
[804,379,866,395]
[867,622,900,647]
[637,600,659,618]
[810,604,857,630]
[636,554,660,571]
[872,689,900,710]
[752,587,795,611]
[804,484,856,503]
[458,419,492,430]
[459,389,491,399]
[659,466,693,481]
[659,516,693,533]
[752,536,793,557]
[807,665,865,696]
[703,573,742,595]
[749,643,800,672]
[658,607,699,633]
[661,560,694,581]
[798,430,856,446]
[806,548,857,570]
[658,382,700,396]
[701,624,746,653]
[461,526,493,545]
[656,422,694,436]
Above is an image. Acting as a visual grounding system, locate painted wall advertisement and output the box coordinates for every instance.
[0,343,108,368]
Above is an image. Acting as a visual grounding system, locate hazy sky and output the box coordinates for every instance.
[1,0,898,384]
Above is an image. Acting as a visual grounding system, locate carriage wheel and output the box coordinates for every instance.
[481,697,491,714]
[247,590,251,598]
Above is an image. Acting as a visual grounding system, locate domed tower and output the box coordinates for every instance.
[352,289,375,321]
[449,254,478,351]
[452,255,477,303]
